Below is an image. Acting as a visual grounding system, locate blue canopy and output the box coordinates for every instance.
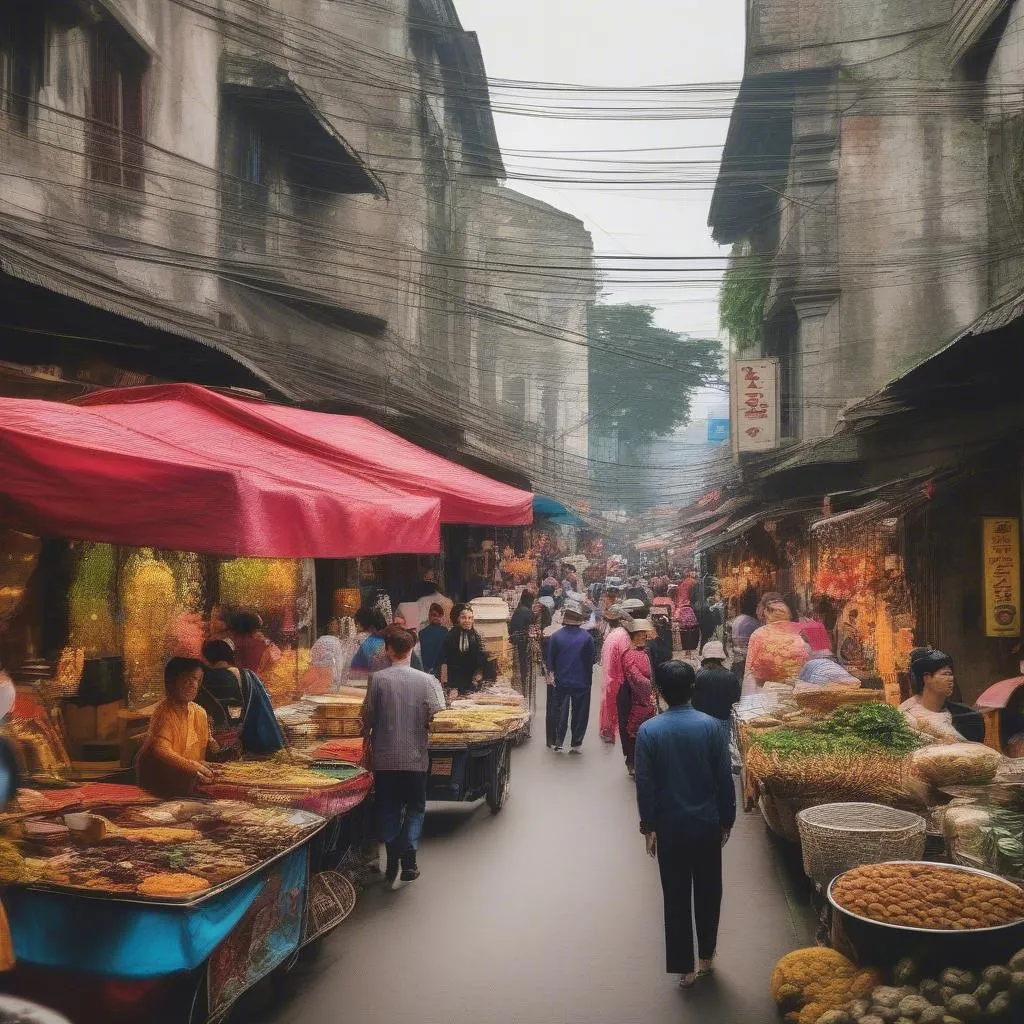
[532,495,585,528]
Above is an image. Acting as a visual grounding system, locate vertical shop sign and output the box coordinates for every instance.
[730,358,779,454]
[983,517,1021,637]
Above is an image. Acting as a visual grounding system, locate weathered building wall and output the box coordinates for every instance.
[458,183,594,491]
[0,0,596,497]
[715,0,990,439]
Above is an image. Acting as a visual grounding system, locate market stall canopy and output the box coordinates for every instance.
[81,385,533,527]
[0,395,441,557]
[532,495,584,528]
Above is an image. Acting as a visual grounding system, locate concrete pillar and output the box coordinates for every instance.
[793,292,841,438]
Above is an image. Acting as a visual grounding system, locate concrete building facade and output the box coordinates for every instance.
[709,0,1016,442]
[0,0,593,498]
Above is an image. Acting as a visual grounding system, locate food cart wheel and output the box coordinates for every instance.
[486,741,511,814]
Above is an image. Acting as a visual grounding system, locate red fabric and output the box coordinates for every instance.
[81,384,534,526]
[0,391,440,557]
[308,737,366,762]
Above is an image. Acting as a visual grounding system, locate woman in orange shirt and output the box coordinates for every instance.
[137,657,220,798]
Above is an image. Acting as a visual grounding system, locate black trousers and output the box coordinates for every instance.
[545,684,559,747]
[617,682,632,762]
[656,829,723,975]
[554,686,591,748]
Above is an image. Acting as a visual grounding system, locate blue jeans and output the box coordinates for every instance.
[374,770,427,866]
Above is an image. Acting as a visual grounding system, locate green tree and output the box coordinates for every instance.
[588,302,721,445]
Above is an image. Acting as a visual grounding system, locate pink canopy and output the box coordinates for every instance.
[0,394,441,557]
[81,384,534,526]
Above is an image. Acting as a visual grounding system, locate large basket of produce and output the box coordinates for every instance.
[794,686,879,715]
[827,861,1024,971]
[745,703,925,805]
[797,802,926,888]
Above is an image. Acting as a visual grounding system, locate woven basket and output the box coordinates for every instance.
[797,802,926,887]
[759,787,812,843]
[303,870,357,944]
[794,688,880,715]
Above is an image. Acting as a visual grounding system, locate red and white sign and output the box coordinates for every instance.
[731,357,779,453]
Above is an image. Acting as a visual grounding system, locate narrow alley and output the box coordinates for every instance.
[255,680,814,1024]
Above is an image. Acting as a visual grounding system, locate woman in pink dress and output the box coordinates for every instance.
[621,618,657,776]
[599,605,631,743]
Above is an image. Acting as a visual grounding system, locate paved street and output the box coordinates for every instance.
[255,680,813,1024]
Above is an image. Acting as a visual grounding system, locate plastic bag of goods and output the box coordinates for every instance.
[748,626,810,684]
[909,742,1002,787]
[943,801,1024,880]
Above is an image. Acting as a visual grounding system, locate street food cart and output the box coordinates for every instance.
[0,795,355,1024]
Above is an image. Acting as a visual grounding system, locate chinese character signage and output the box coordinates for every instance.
[730,358,779,453]
[983,517,1021,637]
[707,418,730,444]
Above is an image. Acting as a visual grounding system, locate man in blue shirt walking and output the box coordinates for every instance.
[635,660,736,990]
[545,598,596,753]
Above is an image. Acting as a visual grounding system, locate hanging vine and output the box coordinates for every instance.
[719,242,771,352]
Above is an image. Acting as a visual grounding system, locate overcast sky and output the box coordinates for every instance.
[456,0,745,353]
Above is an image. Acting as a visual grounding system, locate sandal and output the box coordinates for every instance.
[697,958,715,978]
[678,973,697,990]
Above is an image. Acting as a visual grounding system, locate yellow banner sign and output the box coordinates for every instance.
[983,517,1021,637]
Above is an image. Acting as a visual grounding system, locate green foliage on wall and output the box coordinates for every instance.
[719,243,771,353]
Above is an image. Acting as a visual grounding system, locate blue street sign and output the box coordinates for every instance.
[707,418,729,443]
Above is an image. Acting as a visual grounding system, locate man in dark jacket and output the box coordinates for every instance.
[636,660,735,990]
[509,590,536,693]
[546,598,596,753]
[646,607,675,670]
[692,641,741,735]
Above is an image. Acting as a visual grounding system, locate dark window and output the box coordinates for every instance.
[88,22,146,189]
[542,385,558,433]
[764,305,800,440]
[220,96,273,256]
[503,376,526,418]
[0,4,46,132]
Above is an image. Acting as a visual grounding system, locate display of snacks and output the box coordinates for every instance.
[7,799,323,903]
[136,872,211,898]
[830,862,1024,931]
[431,708,526,734]
[307,695,364,721]
[212,762,339,790]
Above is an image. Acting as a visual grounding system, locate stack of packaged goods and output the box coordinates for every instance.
[430,687,530,748]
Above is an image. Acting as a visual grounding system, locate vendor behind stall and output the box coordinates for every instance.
[198,639,284,755]
[439,605,489,700]
[900,648,984,743]
[137,657,220,797]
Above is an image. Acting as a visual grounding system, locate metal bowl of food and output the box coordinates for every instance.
[826,860,1024,970]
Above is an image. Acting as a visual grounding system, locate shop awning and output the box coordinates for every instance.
[533,495,585,528]
[0,395,441,557]
[81,385,534,528]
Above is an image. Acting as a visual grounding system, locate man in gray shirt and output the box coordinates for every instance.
[362,625,445,888]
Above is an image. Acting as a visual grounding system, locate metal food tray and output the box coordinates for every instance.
[19,819,327,909]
